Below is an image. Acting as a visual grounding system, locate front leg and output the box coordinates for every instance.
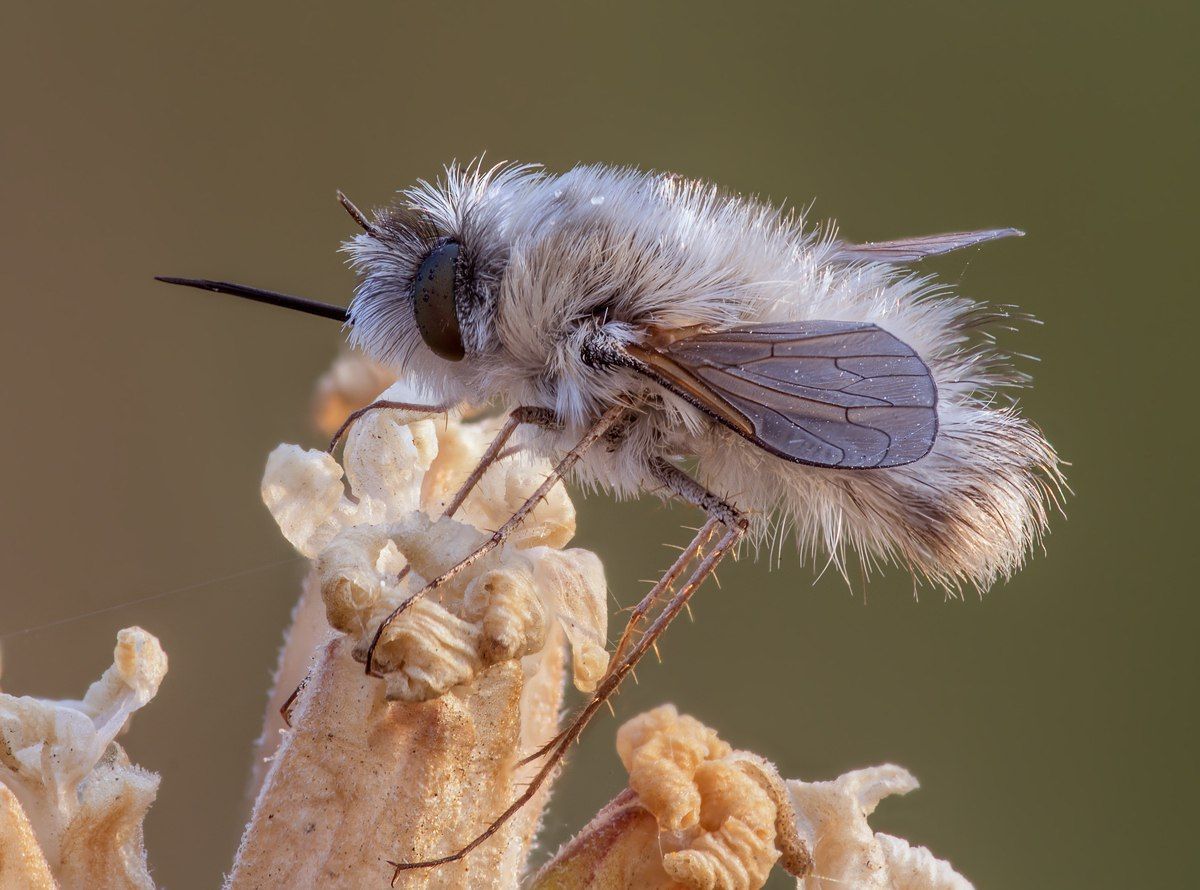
[363,404,628,677]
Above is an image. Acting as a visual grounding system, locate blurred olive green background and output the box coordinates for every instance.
[2,3,1194,887]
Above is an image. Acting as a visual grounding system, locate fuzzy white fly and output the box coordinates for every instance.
[160,159,1063,874]
[345,162,1062,592]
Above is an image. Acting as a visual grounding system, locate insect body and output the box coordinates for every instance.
[160,161,1061,875]
[340,163,1058,589]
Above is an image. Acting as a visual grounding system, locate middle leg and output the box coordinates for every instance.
[389,461,748,874]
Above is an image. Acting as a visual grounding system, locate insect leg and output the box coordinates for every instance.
[278,670,311,728]
[517,516,717,767]
[363,404,628,676]
[612,457,745,666]
[519,458,742,765]
[388,516,744,878]
[440,406,560,519]
[327,398,457,453]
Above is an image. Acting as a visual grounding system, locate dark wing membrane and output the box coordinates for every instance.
[836,227,1023,263]
[656,321,938,468]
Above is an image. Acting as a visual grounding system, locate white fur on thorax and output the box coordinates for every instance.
[346,162,1063,592]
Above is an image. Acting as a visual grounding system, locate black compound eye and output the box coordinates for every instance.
[412,241,465,361]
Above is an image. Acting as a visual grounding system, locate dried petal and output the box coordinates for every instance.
[616,705,731,832]
[261,445,347,557]
[663,759,778,888]
[459,457,576,550]
[788,765,974,890]
[463,565,549,664]
[341,412,436,521]
[537,705,789,890]
[528,548,609,692]
[419,414,498,512]
[0,628,164,887]
[316,526,392,637]
[875,834,975,890]
[376,597,482,701]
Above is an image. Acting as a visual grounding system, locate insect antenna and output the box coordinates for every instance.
[336,189,382,237]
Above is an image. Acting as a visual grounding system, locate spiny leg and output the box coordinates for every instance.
[518,515,718,767]
[389,463,747,877]
[520,458,739,764]
[278,671,310,728]
[363,404,629,676]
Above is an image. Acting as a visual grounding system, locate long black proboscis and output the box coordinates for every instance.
[155,276,350,323]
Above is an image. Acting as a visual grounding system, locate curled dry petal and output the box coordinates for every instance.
[463,565,550,664]
[261,445,347,558]
[616,705,732,832]
[788,765,974,890]
[536,705,795,890]
[375,597,484,701]
[314,525,391,638]
[419,413,497,512]
[341,414,438,523]
[261,411,437,559]
[458,458,577,550]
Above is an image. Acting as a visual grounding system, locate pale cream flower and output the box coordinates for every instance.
[0,627,166,889]
[260,394,607,701]
[237,395,610,887]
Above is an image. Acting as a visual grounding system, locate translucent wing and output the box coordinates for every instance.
[837,227,1023,263]
[629,321,938,468]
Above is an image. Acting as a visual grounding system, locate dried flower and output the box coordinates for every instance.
[533,705,974,890]
[789,765,973,890]
[532,704,810,890]
[0,627,166,889]
[261,400,607,701]
[235,398,610,886]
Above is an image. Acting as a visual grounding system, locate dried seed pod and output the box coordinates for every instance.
[0,784,55,888]
[231,638,566,890]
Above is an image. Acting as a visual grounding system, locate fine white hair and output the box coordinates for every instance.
[346,161,1064,592]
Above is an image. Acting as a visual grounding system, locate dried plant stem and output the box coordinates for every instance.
[229,631,566,889]
[250,570,328,797]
